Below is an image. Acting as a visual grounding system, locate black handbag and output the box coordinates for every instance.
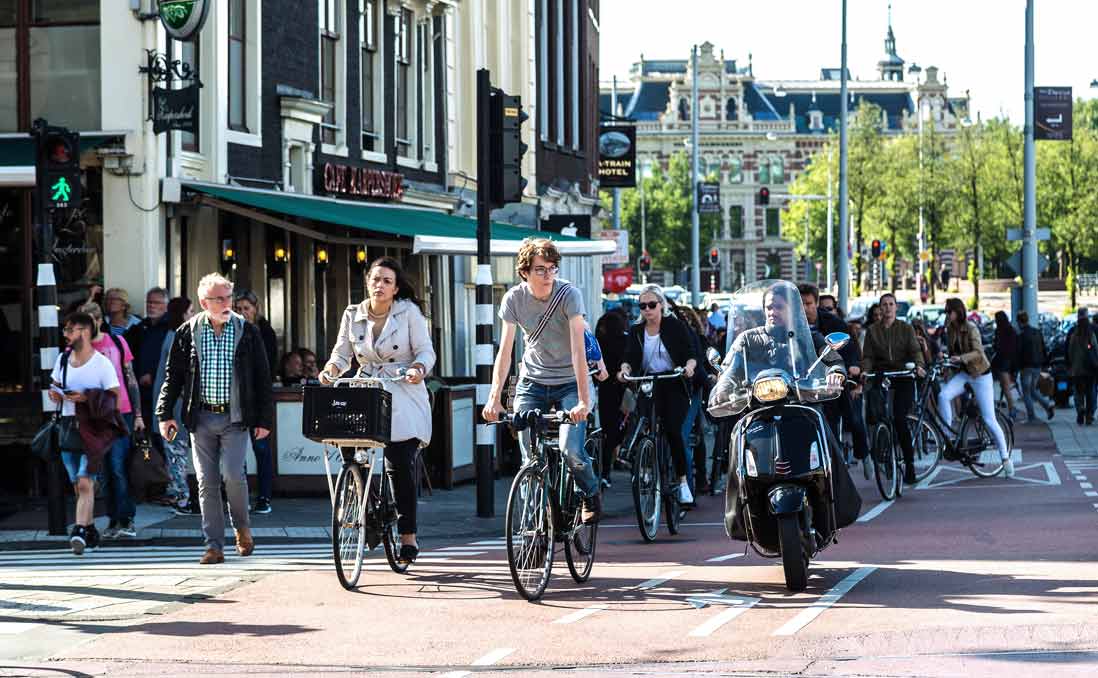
[31,352,71,461]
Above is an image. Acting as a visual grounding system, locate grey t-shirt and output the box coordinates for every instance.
[500,279,585,385]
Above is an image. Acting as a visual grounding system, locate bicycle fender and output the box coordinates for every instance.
[768,484,807,516]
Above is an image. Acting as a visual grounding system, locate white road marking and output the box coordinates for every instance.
[599,522,725,529]
[1080,482,1094,489]
[918,462,1060,489]
[552,604,608,624]
[0,622,41,635]
[635,570,686,591]
[772,566,877,636]
[472,647,516,665]
[1085,491,1098,497]
[689,596,761,637]
[706,553,744,563]
[856,500,895,523]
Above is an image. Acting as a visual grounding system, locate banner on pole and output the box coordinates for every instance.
[1034,86,1072,141]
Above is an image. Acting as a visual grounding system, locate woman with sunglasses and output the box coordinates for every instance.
[617,284,699,507]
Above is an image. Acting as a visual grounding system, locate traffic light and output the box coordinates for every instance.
[871,239,881,258]
[708,247,720,266]
[32,120,81,212]
[638,252,652,272]
[758,186,770,206]
[489,90,529,207]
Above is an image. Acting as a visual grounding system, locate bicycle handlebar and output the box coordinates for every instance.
[621,367,686,382]
[488,409,570,431]
[862,369,917,379]
[325,369,408,387]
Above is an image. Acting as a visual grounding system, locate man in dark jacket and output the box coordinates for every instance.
[1066,308,1098,425]
[124,287,169,433]
[157,273,273,565]
[1017,310,1055,422]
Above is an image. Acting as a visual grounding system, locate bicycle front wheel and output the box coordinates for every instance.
[907,414,943,482]
[961,416,1006,478]
[505,464,554,601]
[332,464,366,590]
[631,436,660,542]
[872,424,897,501]
[660,434,681,536]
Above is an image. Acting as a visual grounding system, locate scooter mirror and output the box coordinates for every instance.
[706,347,722,370]
[824,332,850,352]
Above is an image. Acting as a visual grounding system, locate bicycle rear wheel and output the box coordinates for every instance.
[381,479,409,574]
[960,416,1006,478]
[332,464,366,590]
[661,434,681,536]
[906,414,943,482]
[872,424,897,501]
[631,436,660,542]
[505,464,554,601]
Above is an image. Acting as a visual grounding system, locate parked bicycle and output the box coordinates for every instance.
[303,372,411,590]
[620,368,686,542]
[495,409,602,602]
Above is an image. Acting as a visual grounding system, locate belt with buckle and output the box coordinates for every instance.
[200,403,228,414]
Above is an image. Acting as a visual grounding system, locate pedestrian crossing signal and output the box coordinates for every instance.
[32,119,81,212]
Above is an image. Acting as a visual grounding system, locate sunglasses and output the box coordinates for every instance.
[638,301,660,310]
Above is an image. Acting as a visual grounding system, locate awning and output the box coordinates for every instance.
[181,181,615,256]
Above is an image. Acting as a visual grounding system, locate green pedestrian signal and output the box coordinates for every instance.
[50,177,72,203]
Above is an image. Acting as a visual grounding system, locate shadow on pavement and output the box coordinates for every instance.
[0,582,223,605]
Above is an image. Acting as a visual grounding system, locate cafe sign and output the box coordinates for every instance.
[319,163,404,201]
[158,0,210,42]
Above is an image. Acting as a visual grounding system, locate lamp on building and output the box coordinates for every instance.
[315,246,329,271]
[354,246,367,266]
[220,239,236,274]
[273,244,288,263]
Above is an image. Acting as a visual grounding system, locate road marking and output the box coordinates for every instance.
[0,622,41,635]
[772,566,877,636]
[1080,482,1094,489]
[689,597,761,637]
[856,500,895,523]
[425,550,486,556]
[599,522,725,529]
[706,553,744,563]
[635,570,686,590]
[1085,491,1098,497]
[685,588,727,608]
[918,462,1060,489]
[552,604,608,624]
[472,647,515,665]
[470,540,507,545]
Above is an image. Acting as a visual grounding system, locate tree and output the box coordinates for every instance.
[785,137,836,285]
[951,121,1001,309]
[869,134,920,295]
[847,101,887,292]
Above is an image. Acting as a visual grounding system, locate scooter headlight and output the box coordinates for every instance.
[753,376,789,402]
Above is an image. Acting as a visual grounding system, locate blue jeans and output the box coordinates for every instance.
[105,413,136,523]
[1020,367,1053,419]
[512,378,599,498]
[251,434,274,500]
[681,392,703,492]
[61,451,90,483]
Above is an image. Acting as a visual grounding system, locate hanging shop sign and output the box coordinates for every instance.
[541,214,592,239]
[319,163,404,201]
[139,50,202,134]
[158,0,211,42]
[598,124,636,188]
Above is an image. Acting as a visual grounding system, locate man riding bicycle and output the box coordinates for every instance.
[483,238,602,524]
[861,293,925,485]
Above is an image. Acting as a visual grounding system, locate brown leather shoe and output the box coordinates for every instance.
[235,528,254,557]
[200,548,224,565]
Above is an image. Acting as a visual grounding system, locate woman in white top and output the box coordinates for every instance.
[320,257,436,564]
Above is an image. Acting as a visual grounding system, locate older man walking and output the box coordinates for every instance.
[157,273,273,564]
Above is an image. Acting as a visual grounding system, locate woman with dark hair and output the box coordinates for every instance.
[992,310,1020,419]
[940,298,1012,476]
[865,303,881,327]
[672,303,714,495]
[595,308,628,488]
[154,297,196,511]
[278,351,305,386]
[321,256,435,564]
[911,318,939,366]
[234,289,278,374]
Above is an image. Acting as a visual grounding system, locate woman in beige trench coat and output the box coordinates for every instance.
[321,256,436,564]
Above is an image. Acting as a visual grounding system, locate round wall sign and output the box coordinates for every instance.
[158,0,210,42]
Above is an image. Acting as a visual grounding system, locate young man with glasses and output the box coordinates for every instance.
[157,273,274,564]
[483,238,602,524]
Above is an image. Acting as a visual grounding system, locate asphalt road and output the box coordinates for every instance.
[4,422,1098,677]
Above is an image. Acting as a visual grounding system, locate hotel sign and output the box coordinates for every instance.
[318,163,404,201]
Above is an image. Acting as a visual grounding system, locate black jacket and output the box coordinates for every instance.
[623,314,699,378]
[1018,326,1047,369]
[812,309,859,370]
[256,316,278,374]
[156,312,274,432]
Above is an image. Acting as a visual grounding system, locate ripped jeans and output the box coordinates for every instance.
[513,378,600,498]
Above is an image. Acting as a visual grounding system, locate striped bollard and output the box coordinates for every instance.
[37,261,66,535]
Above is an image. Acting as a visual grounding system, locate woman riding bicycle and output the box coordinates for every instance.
[939,297,1012,478]
[320,256,435,564]
[617,284,699,507]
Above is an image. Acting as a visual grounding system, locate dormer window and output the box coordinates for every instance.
[810,110,824,131]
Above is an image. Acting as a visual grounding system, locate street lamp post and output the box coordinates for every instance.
[837,0,850,312]
[690,45,701,306]
[1021,0,1038,319]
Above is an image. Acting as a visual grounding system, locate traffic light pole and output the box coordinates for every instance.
[474,69,495,518]
[837,0,851,313]
[690,45,701,307]
[1021,0,1039,319]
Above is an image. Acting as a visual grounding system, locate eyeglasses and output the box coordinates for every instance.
[638,301,660,310]
[204,295,232,304]
[530,265,559,278]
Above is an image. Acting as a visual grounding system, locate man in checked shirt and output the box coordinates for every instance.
[157,273,274,564]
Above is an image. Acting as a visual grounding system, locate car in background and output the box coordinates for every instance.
[906,304,947,335]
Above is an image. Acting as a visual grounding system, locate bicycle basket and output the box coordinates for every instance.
[302,384,392,447]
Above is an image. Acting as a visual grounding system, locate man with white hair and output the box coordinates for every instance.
[157,273,274,564]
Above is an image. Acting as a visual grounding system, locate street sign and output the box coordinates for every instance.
[698,182,721,213]
[598,229,629,265]
[1007,227,1051,241]
[598,124,636,188]
[1006,250,1049,275]
[1034,86,1072,141]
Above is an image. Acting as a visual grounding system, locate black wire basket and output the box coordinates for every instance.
[302,384,392,447]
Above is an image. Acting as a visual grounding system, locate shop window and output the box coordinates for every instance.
[765,208,781,238]
[729,205,743,239]
[0,189,26,392]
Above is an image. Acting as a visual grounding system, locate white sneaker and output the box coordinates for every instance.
[677,482,694,506]
[1003,458,1015,479]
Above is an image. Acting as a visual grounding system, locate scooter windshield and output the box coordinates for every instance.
[721,280,826,387]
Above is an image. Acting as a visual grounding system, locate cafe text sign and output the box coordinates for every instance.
[319,163,404,201]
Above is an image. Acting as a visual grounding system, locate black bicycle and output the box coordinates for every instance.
[497,409,602,602]
[621,368,686,542]
[863,367,918,501]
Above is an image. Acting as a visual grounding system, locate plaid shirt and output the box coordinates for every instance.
[199,315,235,405]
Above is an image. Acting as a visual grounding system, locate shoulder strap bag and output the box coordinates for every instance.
[528,282,573,344]
[31,352,70,461]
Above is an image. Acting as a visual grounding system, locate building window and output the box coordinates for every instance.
[763,252,783,279]
[757,159,770,184]
[726,156,742,183]
[395,8,411,154]
[725,97,737,121]
[809,110,823,131]
[570,0,579,151]
[359,0,378,151]
[320,0,341,145]
[0,4,15,131]
[228,0,246,131]
[28,0,101,131]
[771,156,785,184]
[537,0,548,141]
[729,205,743,239]
[554,0,564,145]
[766,208,781,238]
[178,37,200,152]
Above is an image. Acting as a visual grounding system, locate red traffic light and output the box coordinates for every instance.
[871,239,882,258]
[758,187,770,205]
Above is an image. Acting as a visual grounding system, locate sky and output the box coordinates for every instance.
[599,0,1097,123]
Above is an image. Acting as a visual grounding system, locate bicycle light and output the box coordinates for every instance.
[753,376,789,402]
[640,381,654,396]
